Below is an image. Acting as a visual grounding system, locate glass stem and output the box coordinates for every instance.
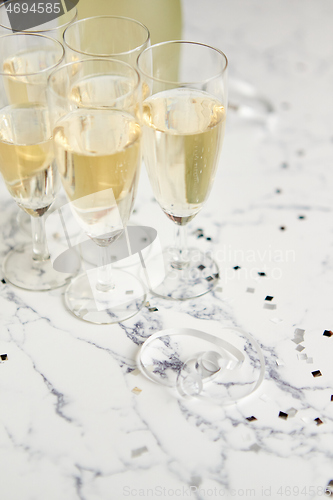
[31,215,50,262]
[171,224,189,270]
[96,244,114,292]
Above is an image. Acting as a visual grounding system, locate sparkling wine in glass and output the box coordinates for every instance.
[0,0,78,233]
[138,41,228,299]
[0,32,76,290]
[61,15,150,268]
[48,58,146,323]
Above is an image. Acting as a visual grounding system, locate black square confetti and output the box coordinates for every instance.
[233,266,241,270]
[312,370,322,378]
[265,296,273,301]
[197,265,206,271]
[331,395,333,402]
[1,278,6,284]
[258,272,266,277]
[0,354,8,361]
[279,411,288,420]
[206,237,212,241]
[280,226,286,231]
[323,330,333,337]
[213,273,219,279]
[246,416,257,422]
[206,276,214,282]
[314,418,323,426]
[298,215,305,220]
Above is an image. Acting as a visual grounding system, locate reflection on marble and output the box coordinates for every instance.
[1,1,333,498]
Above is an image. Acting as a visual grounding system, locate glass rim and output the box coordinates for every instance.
[137,40,228,86]
[0,32,65,77]
[0,1,78,32]
[63,15,150,58]
[47,57,141,103]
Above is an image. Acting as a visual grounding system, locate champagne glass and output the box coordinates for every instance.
[48,58,146,324]
[0,0,78,233]
[0,32,76,290]
[137,41,228,300]
[63,15,150,66]
[62,15,150,268]
[0,0,78,40]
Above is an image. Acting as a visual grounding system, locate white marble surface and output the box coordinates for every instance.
[1,1,333,498]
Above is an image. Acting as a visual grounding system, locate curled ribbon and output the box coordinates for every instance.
[136,327,265,404]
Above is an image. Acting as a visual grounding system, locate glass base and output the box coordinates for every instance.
[148,247,219,300]
[64,269,147,324]
[2,244,74,291]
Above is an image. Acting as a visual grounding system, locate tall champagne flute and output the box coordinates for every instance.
[0,0,78,40]
[0,32,76,290]
[63,15,150,66]
[48,58,146,324]
[62,15,150,268]
[137,41,228,299]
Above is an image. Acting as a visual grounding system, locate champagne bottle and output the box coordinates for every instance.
[76,0,182,45]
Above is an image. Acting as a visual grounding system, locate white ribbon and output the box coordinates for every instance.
[136,327,265,405]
